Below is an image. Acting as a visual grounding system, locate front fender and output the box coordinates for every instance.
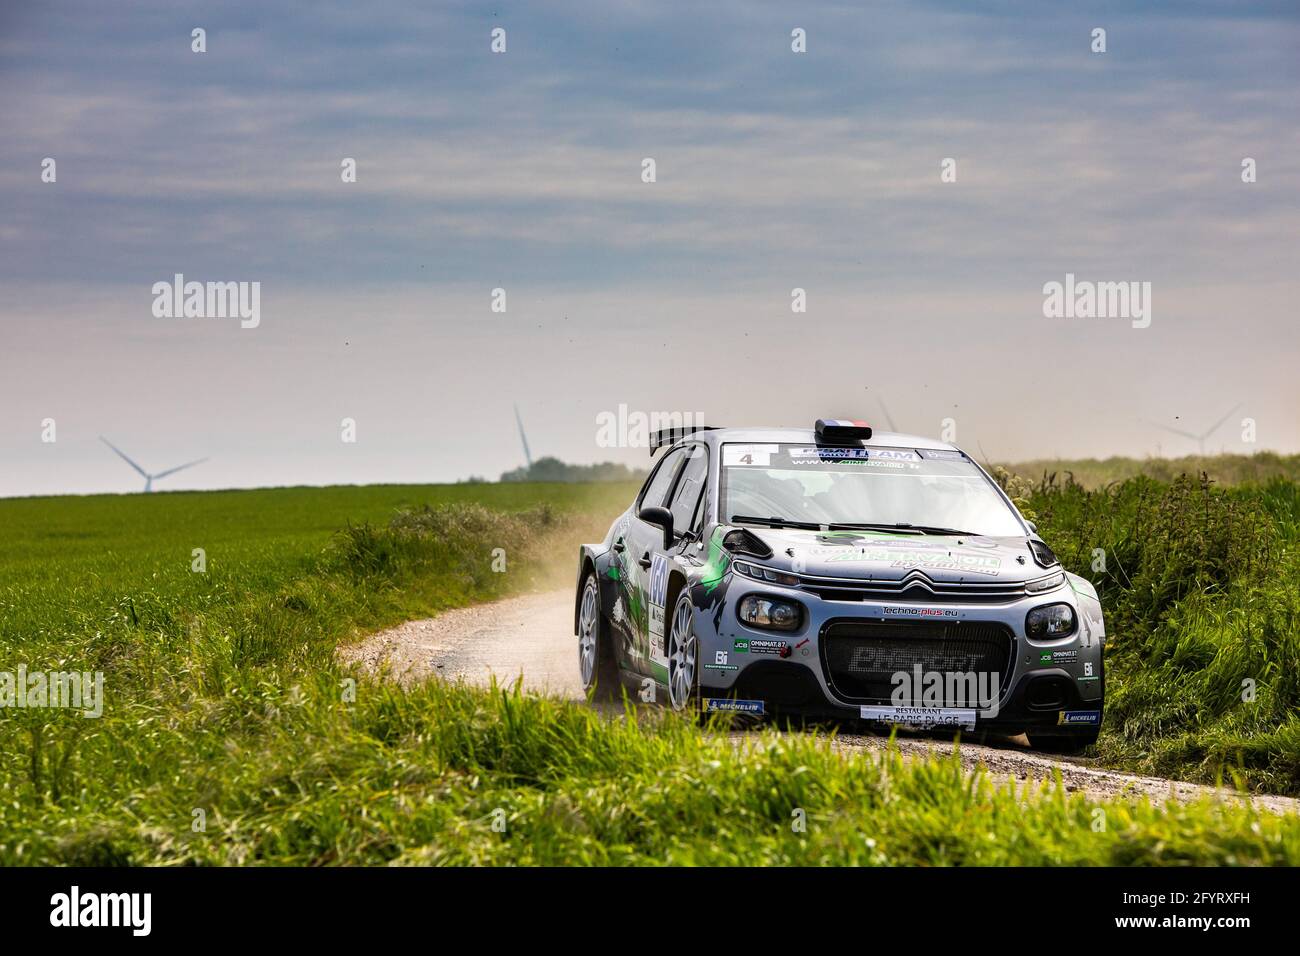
[1066,571,1107,649]
[574,544,611,635]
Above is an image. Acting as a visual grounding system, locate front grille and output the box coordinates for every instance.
[821,619,1014,704]
[800,578,1028,604]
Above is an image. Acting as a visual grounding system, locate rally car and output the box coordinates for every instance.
[575,420,1105,752]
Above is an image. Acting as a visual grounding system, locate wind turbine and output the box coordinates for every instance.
[1141,404,1241,456]
[513,404,533,468]
[99,437,208,492]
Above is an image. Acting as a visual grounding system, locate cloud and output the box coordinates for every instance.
[0,0,1297,493]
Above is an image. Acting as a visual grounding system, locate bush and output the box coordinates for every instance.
[1027,472,1299,792]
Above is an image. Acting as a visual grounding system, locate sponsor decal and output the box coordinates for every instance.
[789,447,921,464]
[866,449,921,462]
[810,538,949,553]
[704,663,738,672]
[703,698,764,714]
[791,446,869,462]
[733,639,749,652]
[883,606,961,619]
[723,444,777,467]
[917,448,966,461]
[889,551,1001,576]
[1051,649,1078,662]
[1057,710,1102,726]
[747,638,791,658]
[647,554,670,667]
[649,554,669,607]
[1039,652,1052,664]
[860,705,977,730]
[714,650,729,665]
[648,605,665,664]
[810,545,1001,576]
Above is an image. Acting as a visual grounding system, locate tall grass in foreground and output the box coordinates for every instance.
[5,677,1299,866]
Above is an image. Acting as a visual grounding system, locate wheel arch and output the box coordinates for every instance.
[665,566,690,618]
[574,545,606,635]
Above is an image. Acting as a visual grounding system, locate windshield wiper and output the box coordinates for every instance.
[729,514,824,530]
[731,516,980,536]
[827,522,978,536]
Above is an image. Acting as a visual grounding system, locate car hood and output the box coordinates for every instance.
[738,527,1047,585]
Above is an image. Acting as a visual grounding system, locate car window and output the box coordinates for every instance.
[668,445,708,535]
[639,447,686,510]
[719,443,1025,536]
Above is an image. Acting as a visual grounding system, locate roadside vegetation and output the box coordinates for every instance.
[1000,468,1300,794]
[1003,451,1300,489]
[1,462,1297,864]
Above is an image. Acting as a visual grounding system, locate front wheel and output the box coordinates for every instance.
[667,592,698,711]
[578,573,619,700]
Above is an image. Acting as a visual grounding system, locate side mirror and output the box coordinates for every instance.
[638,506,674,550]
[1025,520,1037,534]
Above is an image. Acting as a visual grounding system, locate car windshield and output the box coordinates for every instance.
[720,443,1026,537]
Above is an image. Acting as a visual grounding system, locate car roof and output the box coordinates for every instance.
[693,426,962,452]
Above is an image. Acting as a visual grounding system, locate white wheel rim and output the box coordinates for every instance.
[668,598,695,710]
[579,579,599,686]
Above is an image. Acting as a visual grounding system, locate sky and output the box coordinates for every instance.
[1,0,1297,497]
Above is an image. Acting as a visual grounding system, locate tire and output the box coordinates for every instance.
[578,572,619,700]
[1027,728,1100,754]
[666,592,698,712]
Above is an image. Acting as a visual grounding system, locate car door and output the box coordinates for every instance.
[622,446,687,676]
[629,444,709,684]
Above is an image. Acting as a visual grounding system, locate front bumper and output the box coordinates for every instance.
[696,576,1105,734]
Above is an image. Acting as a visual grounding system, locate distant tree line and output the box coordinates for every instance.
[497,456,647,484]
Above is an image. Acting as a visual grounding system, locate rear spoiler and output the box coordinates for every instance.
[650,425,721,454]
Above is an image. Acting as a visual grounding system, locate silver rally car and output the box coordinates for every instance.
[575,420,1105,752]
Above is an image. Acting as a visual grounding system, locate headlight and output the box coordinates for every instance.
[1025,603,1076,638]
[732,561,801,587]
[738,594,804,631]
[1025,571,1065,594]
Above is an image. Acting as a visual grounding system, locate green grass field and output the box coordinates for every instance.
[1003,451,1300,490]
[1,467,1298,865]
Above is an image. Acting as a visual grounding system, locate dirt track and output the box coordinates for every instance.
[339,589,1299,814]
